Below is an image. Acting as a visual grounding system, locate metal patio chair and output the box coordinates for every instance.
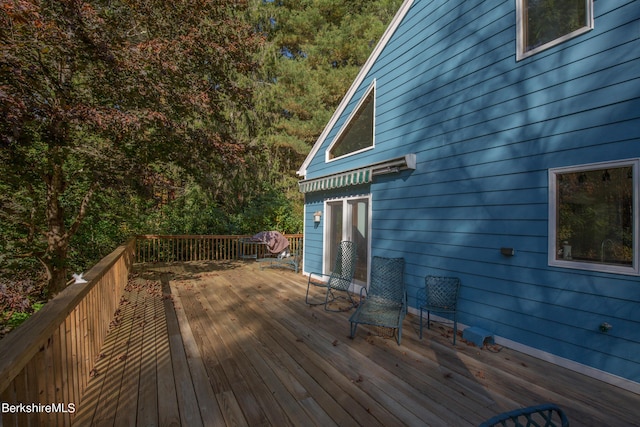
[479,403,569,427]
[349,256,406,345]
[305,241,357,311]
[417,275,461,344]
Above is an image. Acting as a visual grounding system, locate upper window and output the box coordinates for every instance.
[327,84,375,161]
[549,159,639,275]
[516,0,594,60]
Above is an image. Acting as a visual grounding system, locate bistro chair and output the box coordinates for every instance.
[349,256,406,345]
[305,241,357,311]
[417,275,461,344]
[479,403,569,427]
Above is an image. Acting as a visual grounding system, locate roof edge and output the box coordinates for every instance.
[296,0,416,178]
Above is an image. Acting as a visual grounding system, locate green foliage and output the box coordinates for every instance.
[1,0,264,293]
[556,166,633,264]
[4,303,43,329]
[250,0,403,170]
[230,184,303,234]
[525,0,588,50]
[0,272,46,337]
[148,184,231,235]
[145,180,303,236]
[0,0,401,298]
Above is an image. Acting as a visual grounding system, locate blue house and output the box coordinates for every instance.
[297,0,640,392]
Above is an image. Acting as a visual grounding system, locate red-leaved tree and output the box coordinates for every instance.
[0,0,263,293]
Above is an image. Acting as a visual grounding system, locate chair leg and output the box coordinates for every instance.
[306,279,331,307]
[324,287,335,307]
[419,307,424,339]
[324,287,339,311]
[350,321,358,339]
[305,279,312,305]
[324,287,355,312]
[452,316,457,345]
[305,279,325,306]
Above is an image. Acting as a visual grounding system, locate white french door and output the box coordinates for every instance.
[325,196,370,284]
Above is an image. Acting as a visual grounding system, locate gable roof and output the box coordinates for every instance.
[297,0,415,178]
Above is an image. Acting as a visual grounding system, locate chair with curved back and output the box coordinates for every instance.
[479,403,569,427]
[417,275,461,344]
[349,256,406,345]
[305,241,357,311]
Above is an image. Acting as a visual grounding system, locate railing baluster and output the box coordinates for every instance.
[133,234,302,264]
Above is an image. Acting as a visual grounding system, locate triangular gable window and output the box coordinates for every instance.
[328,85,375,160]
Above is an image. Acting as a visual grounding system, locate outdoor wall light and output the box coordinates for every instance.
[313,211,322,223]
[599,322,612,333]
[500,247,515,257]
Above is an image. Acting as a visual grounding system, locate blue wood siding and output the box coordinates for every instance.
[303,192,326,275]
[302,0,640,383]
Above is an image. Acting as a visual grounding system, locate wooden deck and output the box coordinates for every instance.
[72,261,640,426]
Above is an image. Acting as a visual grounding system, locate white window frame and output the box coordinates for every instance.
[516,0,594,61]
[323,194,372,287]
[326,81,376,163]
[548,159,640,276]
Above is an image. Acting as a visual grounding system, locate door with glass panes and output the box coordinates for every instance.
[325,197,370,284]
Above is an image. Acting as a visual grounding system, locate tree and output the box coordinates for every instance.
[0,0,263,294]
[250,0,403,176]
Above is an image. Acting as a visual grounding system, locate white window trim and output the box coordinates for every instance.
[516,0,594,61]
[326,80,376,163]
[548,159,640,276]
[323,194,372,288]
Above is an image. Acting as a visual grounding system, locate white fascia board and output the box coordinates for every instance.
[296,0,416,178]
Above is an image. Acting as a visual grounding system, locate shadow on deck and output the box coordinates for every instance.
[72,261,639,426]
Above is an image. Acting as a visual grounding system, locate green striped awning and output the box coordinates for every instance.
[298,154,417,194]
[298,168,372,193]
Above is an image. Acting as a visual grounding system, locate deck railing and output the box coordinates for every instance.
[0,238,136,427]
[135,234,303,263]
[0,234,302,426]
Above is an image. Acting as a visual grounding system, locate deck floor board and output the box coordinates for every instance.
[72,261,640,426]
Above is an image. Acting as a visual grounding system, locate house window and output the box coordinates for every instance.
[516,0,594,60]
[327,84,375,161]
[549,159,639,275]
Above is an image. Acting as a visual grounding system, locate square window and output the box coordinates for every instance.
[549,160,639,275]
[516,0,594,60]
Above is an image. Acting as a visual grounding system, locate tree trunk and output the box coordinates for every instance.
[43,158,98,295]
[48,250,70,295]
[44,162,70,294]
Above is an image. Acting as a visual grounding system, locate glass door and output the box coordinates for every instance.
[327,201,343,272]
[325,196,370,284]
[349,199,369,282]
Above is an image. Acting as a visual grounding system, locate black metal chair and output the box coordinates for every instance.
[349,256,406,345]
[417,275,461,344]
[479,403,569,427]
[305,241,357,311]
